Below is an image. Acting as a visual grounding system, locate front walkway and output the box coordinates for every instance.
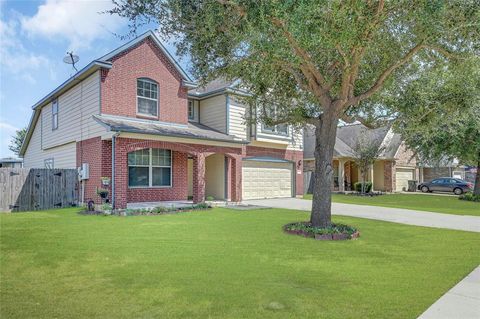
[418,266,480,319]
[243,198,480,232]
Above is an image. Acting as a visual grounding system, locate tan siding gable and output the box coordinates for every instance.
[23,115,77,168]
[228,97,247,139]
[42,71,104,149]
[199,95,226,133]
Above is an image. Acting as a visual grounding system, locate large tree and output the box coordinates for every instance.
[110,0,479,227]
[390,57,480,195]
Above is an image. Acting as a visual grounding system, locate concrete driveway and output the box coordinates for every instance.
[243,198,480,233]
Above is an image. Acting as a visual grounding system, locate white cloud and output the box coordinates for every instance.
[21,0,124,50]
[0,121,19,158]
[0,18,50,83]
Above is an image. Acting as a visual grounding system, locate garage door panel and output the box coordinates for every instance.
[242,161,293,200]
[396,168,414,192]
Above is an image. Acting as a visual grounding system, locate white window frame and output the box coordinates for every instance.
[136,78,159,118]
[188,100,194,120]
[261,105,289,136]
[52,99,58,130]
[128,148,172,188]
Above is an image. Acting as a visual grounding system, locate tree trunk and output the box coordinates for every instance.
[311,110,339,228]
[474,155,480,196]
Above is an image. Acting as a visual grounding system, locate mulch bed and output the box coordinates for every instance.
[283,222,360,241]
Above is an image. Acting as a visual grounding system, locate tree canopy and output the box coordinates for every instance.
[110,0,480,226]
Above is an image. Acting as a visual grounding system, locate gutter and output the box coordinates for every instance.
[111,132,120,209]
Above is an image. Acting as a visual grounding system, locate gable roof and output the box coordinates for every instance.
[303,123,403,160]
[98,30,194,84]
[20,31,196,156]
[188,77,251,99]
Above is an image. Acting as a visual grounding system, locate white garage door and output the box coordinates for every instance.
[242,161,293,200]
[395,168,415,192]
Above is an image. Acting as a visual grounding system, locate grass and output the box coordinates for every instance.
[1,207,479,319]
[303,193,480,216]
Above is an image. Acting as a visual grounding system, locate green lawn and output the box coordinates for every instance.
[1,208,479,319]
[303,193,480,216]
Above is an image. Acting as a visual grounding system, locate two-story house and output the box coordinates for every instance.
[19,31,303,208]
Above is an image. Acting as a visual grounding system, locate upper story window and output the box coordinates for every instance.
[262,106,289,136]
[137,78,158,117]
[52,99,58,130]
[188,100,194,120]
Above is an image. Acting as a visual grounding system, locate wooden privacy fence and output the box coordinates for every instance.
[0,168,78,212]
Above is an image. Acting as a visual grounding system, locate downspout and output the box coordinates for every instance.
[111,132,120,209]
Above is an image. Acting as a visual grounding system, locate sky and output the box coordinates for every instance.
[0,0,188,158]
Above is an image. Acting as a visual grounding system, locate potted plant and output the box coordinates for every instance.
[96,188,109,202]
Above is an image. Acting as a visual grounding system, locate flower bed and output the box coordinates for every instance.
[459,192,480,202]
[283,222,359,240]
[79,203,212,216]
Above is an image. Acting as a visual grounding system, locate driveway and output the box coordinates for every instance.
[242,198,480,233]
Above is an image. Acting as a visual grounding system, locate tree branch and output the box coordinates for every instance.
[346,42,426,106]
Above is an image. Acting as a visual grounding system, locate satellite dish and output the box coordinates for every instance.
[63,51,79,72]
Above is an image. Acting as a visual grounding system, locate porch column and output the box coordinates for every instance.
[338,159,345,192]
[225,156,232,201]
[230,155,242,202]
[114,139,128,209]
[192,153,206,203]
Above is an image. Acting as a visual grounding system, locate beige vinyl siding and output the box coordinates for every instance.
[188,100,199,122]
[199,95,226,133]
[42,71,103,149]
[228,97,247,140]
[23,117,77,168]
[205,154,225,199]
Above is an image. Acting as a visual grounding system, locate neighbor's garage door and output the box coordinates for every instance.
[242,161,293,200]
[395,168,415,192]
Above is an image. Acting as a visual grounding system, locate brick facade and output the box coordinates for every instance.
[100,38,189,124]
[74,34,305,207]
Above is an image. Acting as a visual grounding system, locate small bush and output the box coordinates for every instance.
[284,222,358,236]
[194,202,210,209]
[459,192,480,202]
[206,196,215,201]
[354,182,373,193]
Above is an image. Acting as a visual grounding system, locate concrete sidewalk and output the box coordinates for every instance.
[243,198,480,232]
[418,266,480,319]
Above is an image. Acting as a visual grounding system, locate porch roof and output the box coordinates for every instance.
[93,114,248,144]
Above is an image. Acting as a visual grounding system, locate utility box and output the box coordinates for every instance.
[79,163,89,180]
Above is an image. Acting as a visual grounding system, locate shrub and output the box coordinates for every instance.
[194,202,209,209]
[206,196,215,201]
[459,192,480,202]
[354,182,373,193]
[284,222,357,236]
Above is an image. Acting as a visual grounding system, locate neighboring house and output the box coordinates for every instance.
[303,124,417,192]
[0,158,23,168]
[19,31,303,208]
[418,159,467,183]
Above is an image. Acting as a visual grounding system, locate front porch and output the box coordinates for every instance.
[332,159,393,192]
[112,137,245,209]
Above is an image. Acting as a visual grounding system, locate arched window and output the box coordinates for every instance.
[137,78,158,117]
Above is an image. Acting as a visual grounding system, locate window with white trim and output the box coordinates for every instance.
[137,78,158,117]
[188,100,194,120]
[128,148,172,187]
[52,99,58,130]
[262,106,288,136]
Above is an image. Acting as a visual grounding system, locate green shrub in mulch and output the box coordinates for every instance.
[459,192,480,202]
[284,222,359,241]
